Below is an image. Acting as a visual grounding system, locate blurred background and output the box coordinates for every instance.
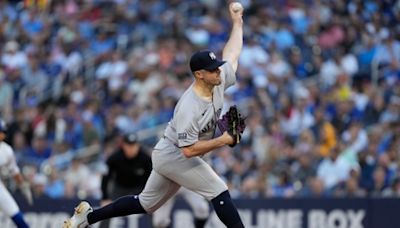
[0,0,399,227]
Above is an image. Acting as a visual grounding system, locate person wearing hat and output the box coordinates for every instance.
[98,133,152,228]
[64,2,245,228]
[0,119,32,228]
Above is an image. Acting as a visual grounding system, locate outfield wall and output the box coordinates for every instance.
[1,197,399,228]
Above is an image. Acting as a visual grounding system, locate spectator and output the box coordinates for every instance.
[1,40,28,71]
[280,88,315,138]
[317,146,352,190]
[341,120,369,154]
[21,135,52,168]
[300,176,331,198]
[44,168,65,199]
[335,176,367,198]
[268,170,296,198]
[312,107,337,157]
[382,177,400,197]
[0,70,13,117]
[370,166,388,196]
[32,173,48,198]
[291,153,317,189]
[64,157,91,198]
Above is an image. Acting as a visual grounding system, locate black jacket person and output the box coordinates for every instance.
[101,133,152,204]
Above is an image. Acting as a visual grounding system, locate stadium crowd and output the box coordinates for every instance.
[0,0,399,200]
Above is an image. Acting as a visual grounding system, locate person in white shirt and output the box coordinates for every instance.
[317,144,352,190]
[0,119,32,228]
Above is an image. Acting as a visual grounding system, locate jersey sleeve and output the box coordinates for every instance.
[175,109,200,147]
[220,62,236,90]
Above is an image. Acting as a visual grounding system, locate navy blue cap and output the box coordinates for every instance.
[0,120,7,133]
[123,133,138,144]
[190,50,225,72]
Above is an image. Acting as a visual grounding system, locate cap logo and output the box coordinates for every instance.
[128,135,136,141]
[209,52,216,60]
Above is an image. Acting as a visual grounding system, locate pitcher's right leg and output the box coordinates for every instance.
[63,170,179,227]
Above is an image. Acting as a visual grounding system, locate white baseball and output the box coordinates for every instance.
[231,2,243,12]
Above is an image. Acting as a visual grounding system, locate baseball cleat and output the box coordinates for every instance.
[63,201,93,228]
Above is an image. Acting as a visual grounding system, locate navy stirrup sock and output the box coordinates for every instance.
[11,212,29,228]
[194,217,207,228]
[211,190,244,228]
[87,195,146,224]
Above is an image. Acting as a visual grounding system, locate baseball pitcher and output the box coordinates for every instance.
[64,2,245,228]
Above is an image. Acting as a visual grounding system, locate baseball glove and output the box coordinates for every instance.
[217,105,246,147]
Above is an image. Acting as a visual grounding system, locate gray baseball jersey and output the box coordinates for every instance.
[164,62,235,146]
[138,62,236,213]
